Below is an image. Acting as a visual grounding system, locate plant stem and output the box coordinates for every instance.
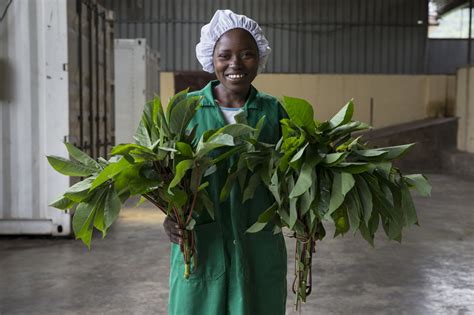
[142,194,167,214]
[294,235,315,311]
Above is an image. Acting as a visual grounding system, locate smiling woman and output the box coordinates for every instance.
[163,9,289,315]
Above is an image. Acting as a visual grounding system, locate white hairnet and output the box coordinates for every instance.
[196,9,271,73]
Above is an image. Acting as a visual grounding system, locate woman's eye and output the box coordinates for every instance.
[241,51,256,59]
[218,54,230,59]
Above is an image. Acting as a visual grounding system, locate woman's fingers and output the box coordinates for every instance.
[163,216,184,244]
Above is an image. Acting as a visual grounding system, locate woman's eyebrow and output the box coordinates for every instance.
[216,48,257,53]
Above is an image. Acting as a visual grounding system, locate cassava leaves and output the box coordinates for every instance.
[47,90,254,280]
[234,96,430,310]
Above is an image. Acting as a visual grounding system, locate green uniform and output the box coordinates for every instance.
[168,81,288,315]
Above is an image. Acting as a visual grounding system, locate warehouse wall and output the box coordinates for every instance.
[159,72,456,129]
[0,0,71,235]
[456,66,474,153]
[99,0,428,74]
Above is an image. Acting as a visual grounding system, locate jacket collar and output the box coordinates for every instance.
[200,80,259,110]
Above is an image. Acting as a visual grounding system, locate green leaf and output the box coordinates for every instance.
[64,177,96,202]
[104,187,122,229]
[288,176,298,229]
[268,171,281,205]
[133,119,152,147]
[211,146,244,165]
[289,142,308,167]
[219,168,238,202]
[327,171,355,217]
[72,189,105,248]
[299,189,312,217]
[257,202,278,223]
[152,95,164,128]
[400,184,418,226]
[289,159,313,198]
[169,96,201,137]
[254,115,266,140]
[73,202,95,248]
[404,174,431,197]
[373,162,392,179]
[354,175,373,225]
[368,211,380,235]
[197,133,235,158]
[346,190,361,232]
[316,170,332,215]
[375,143,415,160]
[49,195,75,210]
[211,123,255,140]
[246,222,267,233]
[186,218,196,230]
[358,222,374,246]
[334,162,371,174]
[197,182,209,192]
[234,111,248,124]
[166,88,189,124]
[242,172,262,203]
[175,142,194,158]
[331,206,350,237]
[198,190,214,220]
[93,197,107,237]
[169,159,194,191]
[47,156,97,177]
[111,143,157,157]
[328,121,370,137]
[168,188,188,209]
[354,149,388,159]
[329,100,354,128]
[322,152,347,166]
[282,96,315,130]
[65,142,101,170]
[90,158,130,191]
[135,196,147,207]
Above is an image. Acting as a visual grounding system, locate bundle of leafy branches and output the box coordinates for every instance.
[222,97,431,310]
[47,90,254,279]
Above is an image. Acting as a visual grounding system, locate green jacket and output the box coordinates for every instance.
[168,81,288,315]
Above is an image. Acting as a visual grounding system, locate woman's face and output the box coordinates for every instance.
[212,28,260,96]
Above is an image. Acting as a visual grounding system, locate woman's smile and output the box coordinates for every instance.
[226,73,246,80]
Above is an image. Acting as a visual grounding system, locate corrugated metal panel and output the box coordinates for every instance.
[68,0,115,160]
[427,39,474,73]
[99,0,428,74]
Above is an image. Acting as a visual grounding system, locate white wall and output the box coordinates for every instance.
[114,39,160,144]
[0,0,70,235]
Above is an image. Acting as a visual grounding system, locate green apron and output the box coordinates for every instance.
[169,81,288,315]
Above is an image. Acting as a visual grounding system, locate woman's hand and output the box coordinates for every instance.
[163,216,183,244]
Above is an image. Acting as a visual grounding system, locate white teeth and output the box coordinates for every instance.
[227,74,245,79]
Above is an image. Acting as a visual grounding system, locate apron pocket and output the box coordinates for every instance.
[173,221,226,282]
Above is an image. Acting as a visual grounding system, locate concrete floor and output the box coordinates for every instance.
[0,173,473,315]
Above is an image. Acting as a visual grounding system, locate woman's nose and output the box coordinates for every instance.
[229,56,243,68]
